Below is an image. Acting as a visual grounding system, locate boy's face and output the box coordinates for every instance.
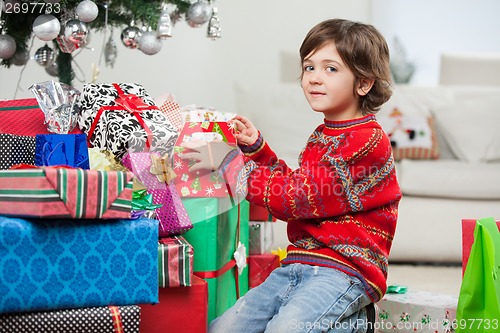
[301,42,362,121]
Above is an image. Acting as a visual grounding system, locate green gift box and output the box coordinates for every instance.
[182,197,249,323]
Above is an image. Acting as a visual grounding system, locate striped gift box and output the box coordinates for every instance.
[158,236,194,287]
[0,167,133,219]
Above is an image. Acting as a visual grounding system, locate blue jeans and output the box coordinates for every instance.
[209,263,371,333]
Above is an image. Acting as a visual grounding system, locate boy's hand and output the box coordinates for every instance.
[232,115,259,146]
[180,140,236,172]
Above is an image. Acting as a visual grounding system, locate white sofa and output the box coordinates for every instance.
[234,83,500,264]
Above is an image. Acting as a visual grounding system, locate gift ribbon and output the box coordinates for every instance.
[193,204,244,299]
[132,189,163,211]
[108,305,124,333]
[87,83,157,151]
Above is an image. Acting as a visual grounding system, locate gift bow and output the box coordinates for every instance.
[115,93,151,115]
[150,153,176,183]
[132,189,163,210]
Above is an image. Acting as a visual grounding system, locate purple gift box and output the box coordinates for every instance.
[122,151,193,237]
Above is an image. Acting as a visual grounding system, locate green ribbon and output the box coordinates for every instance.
[386,285,408,294]
[132,189,163,210]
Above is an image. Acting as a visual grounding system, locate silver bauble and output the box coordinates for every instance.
[64,19,89,44]
[34,44,55,67]
[187,1,213,27]
[0,34,16,59]
[121,26,142,49]
[45,61,58,77]
[138,31,162,55]
[11,49,30,66]
[76,0,99,23]
[32,14,61,42]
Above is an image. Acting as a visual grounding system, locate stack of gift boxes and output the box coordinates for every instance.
[0,81,263,332]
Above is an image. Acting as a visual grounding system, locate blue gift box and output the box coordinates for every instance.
[35,133,90,169]
[0,217,158,314]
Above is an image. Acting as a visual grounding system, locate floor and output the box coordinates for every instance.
[386,263,463,297]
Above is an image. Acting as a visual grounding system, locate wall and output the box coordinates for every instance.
[372,0,500,85]
[0,0,371,112]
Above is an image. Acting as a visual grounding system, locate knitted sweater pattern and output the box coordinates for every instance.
[238,114,402,302]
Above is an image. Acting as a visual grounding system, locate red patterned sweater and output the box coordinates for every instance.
[225,114,401,302]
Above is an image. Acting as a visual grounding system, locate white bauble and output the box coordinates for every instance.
[32,14,61,42]
[138,31,162,55]
[0,34,16,59]
[76,0,99,23]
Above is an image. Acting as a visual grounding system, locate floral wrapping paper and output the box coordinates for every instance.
[0,216,158,314]
[376,289,457,333]
[77,83,178,159]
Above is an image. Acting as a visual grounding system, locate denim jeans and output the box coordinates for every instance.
[208,263,371,333]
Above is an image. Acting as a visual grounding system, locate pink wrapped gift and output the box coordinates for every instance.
[122,152,193,237]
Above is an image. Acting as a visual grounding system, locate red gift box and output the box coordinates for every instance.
[173,121,236,198]
[0,98,82,136]
[248,253,281,289]
[250,203,276,222]
[462,218,500,275]
[140,275,208,333]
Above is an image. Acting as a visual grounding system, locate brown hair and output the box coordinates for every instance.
[300,19,393,114]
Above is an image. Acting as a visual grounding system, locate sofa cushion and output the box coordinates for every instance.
[431,96,500,163]
[378,108,439,160]
[397,159,500,199]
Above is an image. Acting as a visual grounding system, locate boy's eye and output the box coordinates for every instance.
[326,66,337,72]
[304,65,314,72]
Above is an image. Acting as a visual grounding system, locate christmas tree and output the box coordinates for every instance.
[0,0,221,84]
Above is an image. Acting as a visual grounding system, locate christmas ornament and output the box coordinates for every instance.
[76,0,99,23]
[186,1,212,27]
[64,19,89,44]
[11,48,29,66]
[121,25,142,49]
[157,5,172,39]
[46,62,59,77]
[34,44,55,67]
[207,7,221,40]
[0,33,16,60]
[104,34,117,67]
[138,31,162,55]
[32,14,60,42]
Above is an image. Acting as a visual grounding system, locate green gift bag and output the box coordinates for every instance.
[456,217,500,333]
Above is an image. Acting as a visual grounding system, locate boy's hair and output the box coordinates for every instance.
[300,19,393,114]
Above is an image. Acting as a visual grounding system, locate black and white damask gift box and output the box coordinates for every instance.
[77,83,178,159]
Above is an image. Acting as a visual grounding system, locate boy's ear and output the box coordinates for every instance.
[356,78,375,96]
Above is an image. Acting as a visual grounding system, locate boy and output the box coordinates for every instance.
[182,18,401,333]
